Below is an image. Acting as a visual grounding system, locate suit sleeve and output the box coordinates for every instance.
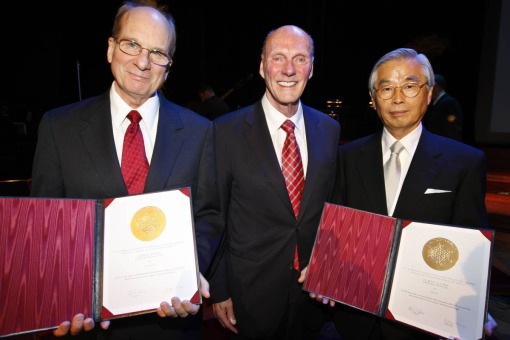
[451,149,488,228]
[330,147,345,205]
[31,112,65,198]
[206,122,231,303]
[193,122,225,274]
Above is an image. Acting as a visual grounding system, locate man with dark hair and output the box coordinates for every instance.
[196,84,231,120]
[423,73,463,141]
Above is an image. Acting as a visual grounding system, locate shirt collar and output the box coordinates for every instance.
[261,93,304,134]
[110,81,159,129]
[382,123,422,155]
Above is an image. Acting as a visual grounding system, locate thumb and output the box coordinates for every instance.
[297,265,308,283]
[200,273,210,298]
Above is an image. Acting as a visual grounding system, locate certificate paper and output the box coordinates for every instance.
[304,203,494,340]
[102,189,200,318]
[387,222,491,339]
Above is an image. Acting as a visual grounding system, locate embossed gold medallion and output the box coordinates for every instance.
[131,206,166,241]
[422,237,459,271]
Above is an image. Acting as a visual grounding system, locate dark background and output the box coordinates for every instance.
[0,0,499,179]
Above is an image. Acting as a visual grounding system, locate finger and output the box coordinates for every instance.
[226,309,236,325]
[52,321,71,337]
[181,300,200,316]
[484,312,497,336]
[100,320,110,330]
[224,319,238,334]
[213,306,230,324]
[69,313,85,336]
[298,266,308,283]
[216,314,238,334]
[200,273,210,299]
[171,297,189,318]
[82,318,95,332]
[212,301,237,333]
[314,294,326,303]
[158,301,177,318]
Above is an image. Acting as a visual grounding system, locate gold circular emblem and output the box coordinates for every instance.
[130,206,166,241]
[422,237,459,271]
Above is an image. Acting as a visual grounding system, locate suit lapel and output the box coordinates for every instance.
[144,97,184,192]
[358,134,388,214]
[79,94,127,195]
[244,103,296,218]
[395,130,442,216]
[297,107,324,219]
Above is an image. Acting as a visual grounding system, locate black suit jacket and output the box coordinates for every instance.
[331,128,488,340]
[207,101,340,338]
[423,93,463,141]
[31,90,222,340]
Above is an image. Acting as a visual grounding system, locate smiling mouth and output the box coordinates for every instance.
[278,81,297,87]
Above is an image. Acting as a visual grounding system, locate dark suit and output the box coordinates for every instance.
[208,101,340,339]
[331,128,488,340]
[197,95,231,120]
[31,91,221,340]
[423,93,463,141]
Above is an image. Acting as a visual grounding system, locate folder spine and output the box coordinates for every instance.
[92,200,105,321]
[378,218,402,316]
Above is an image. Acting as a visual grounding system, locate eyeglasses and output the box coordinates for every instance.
[373,83,427,100]
[115,39,173,66]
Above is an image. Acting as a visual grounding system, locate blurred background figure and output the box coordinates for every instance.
[196,83,231,120]
[423,73,463,141]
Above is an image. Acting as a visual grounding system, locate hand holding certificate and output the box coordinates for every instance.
[0,188,200,338]
[303,203,494,340]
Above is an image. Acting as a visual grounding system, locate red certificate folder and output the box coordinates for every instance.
[303,203,494,340]
[0,189,200,338]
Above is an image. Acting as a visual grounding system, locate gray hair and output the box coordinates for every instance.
[368,48,434,96]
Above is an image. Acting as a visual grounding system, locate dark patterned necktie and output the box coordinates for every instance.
[281,120,305,271]
[121,110,149,194]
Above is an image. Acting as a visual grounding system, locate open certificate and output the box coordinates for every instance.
[388,221,492,340]
[0,188,201,338]
[102,189,201,319]
[303,203,494,340]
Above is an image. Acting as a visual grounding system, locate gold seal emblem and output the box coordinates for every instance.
[422,237,459,271]
[131,206,166,241]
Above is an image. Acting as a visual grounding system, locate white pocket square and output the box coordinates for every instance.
[424,188,452,194]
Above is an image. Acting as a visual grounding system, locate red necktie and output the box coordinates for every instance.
[121,110,149,194]
[281,120,305,271]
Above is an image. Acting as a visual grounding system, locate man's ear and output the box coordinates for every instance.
[107,37,115,64]
[259,59,265,80]
[369,92,376,110]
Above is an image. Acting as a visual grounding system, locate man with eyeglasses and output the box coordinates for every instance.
[323,48,497,339]
[31,1,221,339]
